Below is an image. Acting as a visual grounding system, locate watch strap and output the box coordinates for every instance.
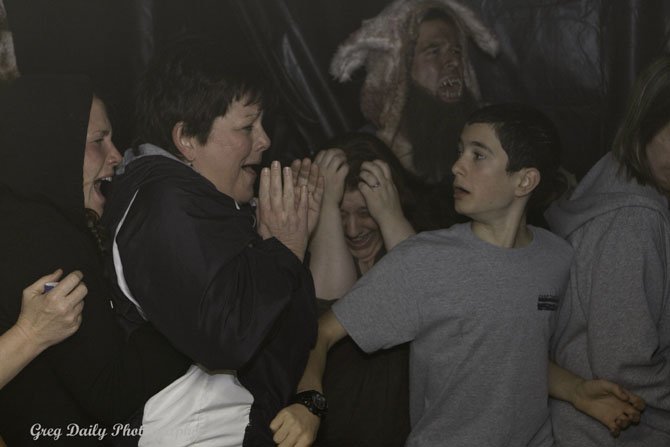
[291,390,328,418]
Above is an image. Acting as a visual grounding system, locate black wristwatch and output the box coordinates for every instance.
[291,390,328,418]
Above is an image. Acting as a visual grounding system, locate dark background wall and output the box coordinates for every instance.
[5,0,670,179]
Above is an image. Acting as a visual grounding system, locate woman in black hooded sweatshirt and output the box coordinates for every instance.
[0,75,189,446]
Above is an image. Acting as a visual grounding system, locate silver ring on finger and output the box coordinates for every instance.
[371,182,381,189]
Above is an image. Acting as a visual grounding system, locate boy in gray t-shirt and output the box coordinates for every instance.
[271,104,645,446]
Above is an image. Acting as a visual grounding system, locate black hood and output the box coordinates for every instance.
[0,75,92,227]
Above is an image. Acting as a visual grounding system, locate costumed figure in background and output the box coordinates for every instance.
[330,0,499,185]
[0,0,19,82]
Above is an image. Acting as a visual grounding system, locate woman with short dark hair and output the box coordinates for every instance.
[104,39,322,446]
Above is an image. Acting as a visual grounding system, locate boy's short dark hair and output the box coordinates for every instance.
[134,38,271,158]
[466,103,564,212]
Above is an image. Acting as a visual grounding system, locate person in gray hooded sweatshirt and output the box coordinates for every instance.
[546,55,670,446]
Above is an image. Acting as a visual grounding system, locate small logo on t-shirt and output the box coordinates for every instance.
[537,294,559,311]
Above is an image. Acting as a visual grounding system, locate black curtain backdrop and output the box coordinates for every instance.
[5,0,669,178]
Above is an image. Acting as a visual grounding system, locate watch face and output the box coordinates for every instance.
[313,393,327,410]
[295,391,327,416]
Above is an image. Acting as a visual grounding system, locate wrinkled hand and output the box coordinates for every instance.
[358,160,405,225]
[255,199,271,240]
[270,404,320,447]
[573,378,645,437]
[15,269,87,350]
[312,149,348,207]
[290,158,324,237]
[258,161,309,261]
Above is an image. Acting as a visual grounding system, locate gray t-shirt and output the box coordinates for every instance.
[333,223,573,447]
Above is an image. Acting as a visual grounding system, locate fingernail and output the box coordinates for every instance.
[272,161,280,169]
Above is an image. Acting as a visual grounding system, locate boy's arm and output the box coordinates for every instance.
[548,361,645,437]
[270,311,348,446]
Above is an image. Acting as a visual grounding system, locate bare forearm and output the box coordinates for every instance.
[296,341,328,394]
[548,360,585,404]
[0,325,45,389]
[549,361,646,435]
[297,311,348,393]
[269,311,352,443]
[309,205,356,299]
[378,216,415,252]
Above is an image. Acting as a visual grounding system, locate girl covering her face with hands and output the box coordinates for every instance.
[300,132,416,447]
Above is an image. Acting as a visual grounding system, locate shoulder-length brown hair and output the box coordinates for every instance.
[322,132,415,212]
[613,55,670,189]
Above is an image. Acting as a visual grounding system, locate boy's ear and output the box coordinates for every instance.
[172,121,196,161]
[515,167,541,198]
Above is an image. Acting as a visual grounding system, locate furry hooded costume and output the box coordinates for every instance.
[330,0,499,173]
[0,0,19,82]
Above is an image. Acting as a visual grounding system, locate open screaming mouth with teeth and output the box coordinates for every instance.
[438,77,463,102]
[346,232,376,251]
[96,177,113,197]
